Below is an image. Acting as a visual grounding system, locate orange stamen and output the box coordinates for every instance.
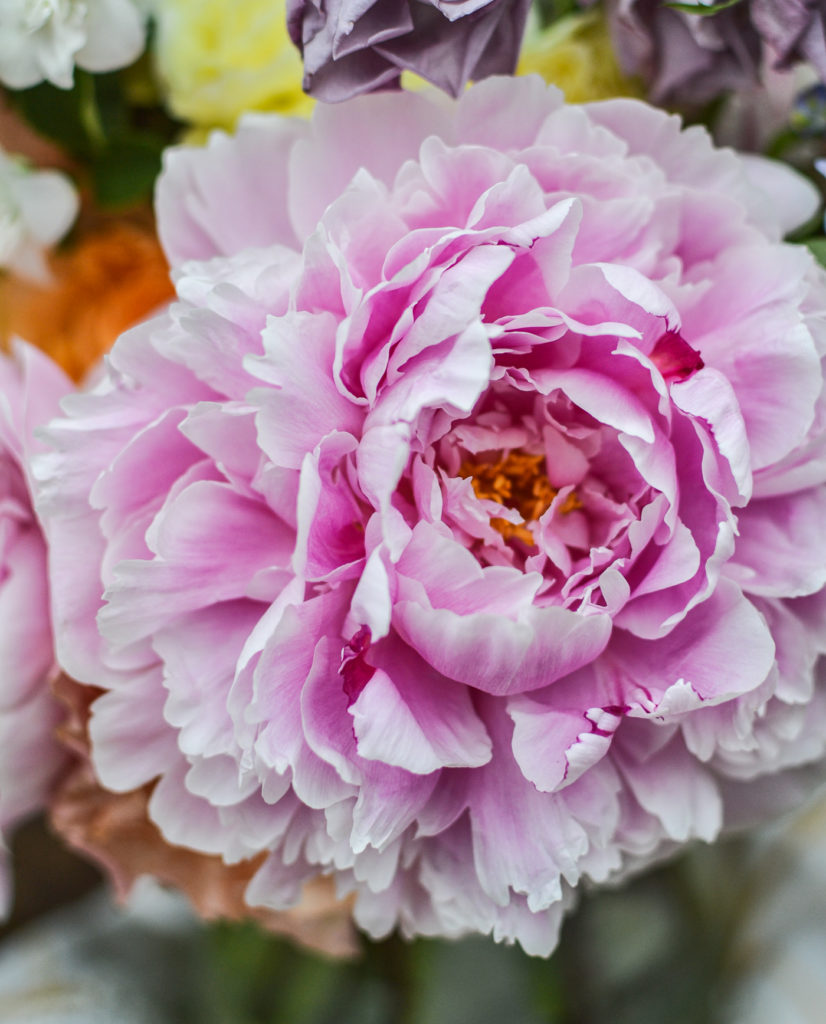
[459,451,581,545]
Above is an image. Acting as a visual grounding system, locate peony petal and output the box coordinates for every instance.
[611,580,775,712]
[287,91,453,240]
[90,668,179,792]
[394,598,611,696]
[251,311,363,470]
[157,115,309,265]
[100,481,292,641]
[509,675,622,793]
[727,488,826,598]
[615,733,722,843]
[351,646,492,773]
[740,154,821,236]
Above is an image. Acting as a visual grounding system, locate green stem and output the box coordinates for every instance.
[76,70,106,151]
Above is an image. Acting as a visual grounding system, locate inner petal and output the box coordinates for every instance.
[459,449,581,545]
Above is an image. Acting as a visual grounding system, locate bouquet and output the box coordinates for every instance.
[1,1,826,1020]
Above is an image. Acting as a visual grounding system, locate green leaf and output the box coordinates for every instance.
[406,936,551,1024]
[664,0,743,14]
[535,0,580,24]
[269,952,375,1024]
[90,135,164,208]
[6,69,138,157]
[804,237,826,268]
[6,80,94,157]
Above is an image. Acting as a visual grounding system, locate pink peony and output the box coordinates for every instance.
[35,77,826,953]
[0,343,70,911]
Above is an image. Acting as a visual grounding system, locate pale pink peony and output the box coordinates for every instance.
[35,77,826,953]
[0,343,70,912]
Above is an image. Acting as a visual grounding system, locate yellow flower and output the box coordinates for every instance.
[517,11,642,104]
[151,0,312,130]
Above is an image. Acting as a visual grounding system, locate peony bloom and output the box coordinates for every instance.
[287,0,531,101]
[149,0,313,130]
[0,343,71,914]
[0,146,78,282]
[0,221,175,382]
[36,78,826,954]
[595,0,826,106]
[517,10,641,103]
[0,224,169,917]
[0,0,146,90]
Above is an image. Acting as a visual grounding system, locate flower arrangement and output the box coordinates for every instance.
[1,1,826,1020]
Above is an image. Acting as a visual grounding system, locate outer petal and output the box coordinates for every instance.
[610,581,776,713]
[615,732,722,843]
[157,116,310,264]
[740,154,821,237]
[726,489,826,599]
[509,675,622,793]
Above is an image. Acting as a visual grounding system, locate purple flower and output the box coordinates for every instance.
[287,0,531,100]
[36,79,826,954]
[0,344,70,911]
[600,0,826,106]
[753,0,826,79]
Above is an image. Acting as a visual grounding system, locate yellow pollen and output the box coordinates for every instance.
[459,451,581,545]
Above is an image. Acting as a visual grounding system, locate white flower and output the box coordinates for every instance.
[0,147,78,280]
[0,0,146,90]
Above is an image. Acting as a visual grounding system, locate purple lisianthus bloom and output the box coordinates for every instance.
[35,78,826,954]
[599,0,826,106]
[287,0,531,100]
[752,0,826,78]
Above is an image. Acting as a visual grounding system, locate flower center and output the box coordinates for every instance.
[459,450,580,545]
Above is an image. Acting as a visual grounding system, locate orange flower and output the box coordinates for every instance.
[0,221,175,381]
